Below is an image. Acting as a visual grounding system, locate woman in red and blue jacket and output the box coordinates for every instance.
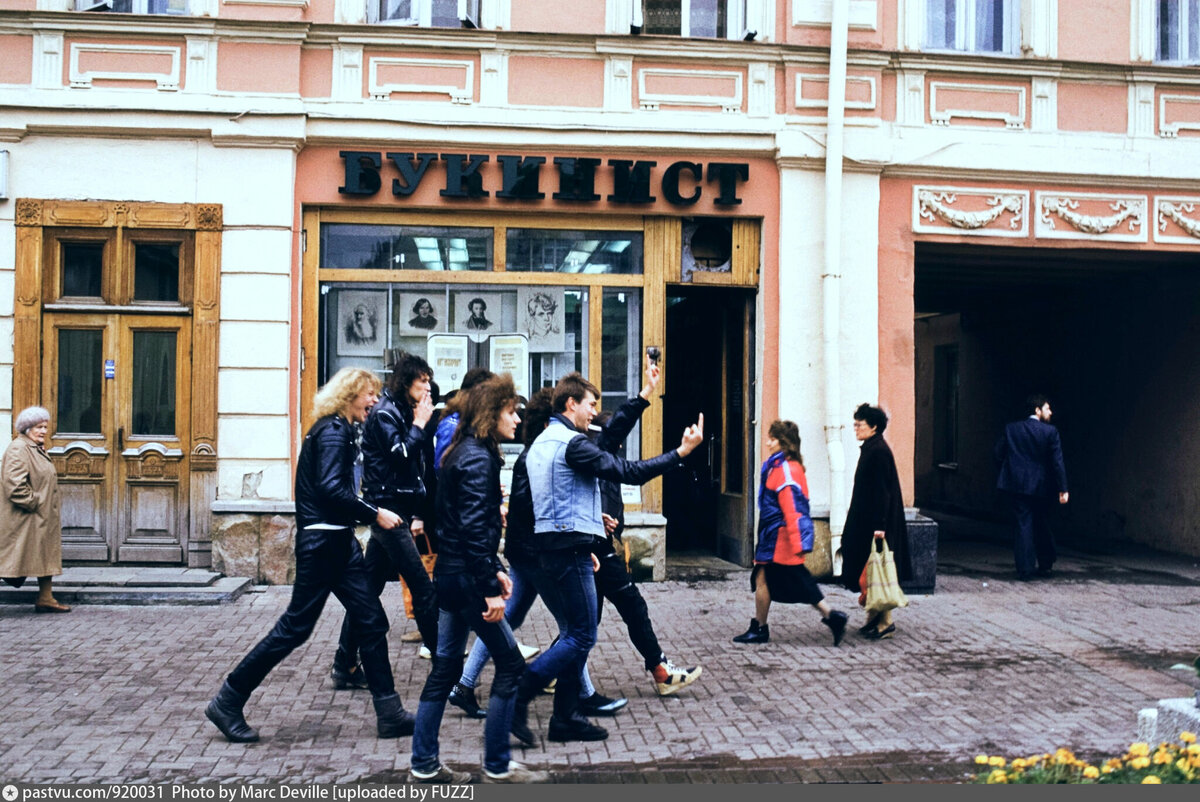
[732,420,848,646]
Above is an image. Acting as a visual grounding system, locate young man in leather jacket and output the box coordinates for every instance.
[330,353,439,688]
[205,368,414,743]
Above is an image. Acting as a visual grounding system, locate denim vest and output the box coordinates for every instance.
[527,416,605,539]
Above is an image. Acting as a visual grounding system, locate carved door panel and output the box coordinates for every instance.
[42,314,118,562]
[115,317,191,563]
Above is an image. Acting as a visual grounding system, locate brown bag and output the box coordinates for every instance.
[400,529,437,620]
[862,537,909,617]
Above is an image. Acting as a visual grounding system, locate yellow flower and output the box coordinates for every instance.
[1011,759,1027,770]
[1182,731,1197,745]
[1130,757,1151,770]
[975,755,989,765]
[1188,743,1200,755]
[1154,751,1173,765]
[987,769,1009,784]
[1082,766,1100,779]
[1129,742,1150,757]
[1141,776,1162,784]
[1101,766,1113,775]
[988,756,1006,768]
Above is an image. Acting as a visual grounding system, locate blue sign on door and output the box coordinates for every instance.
[104,359,115,379]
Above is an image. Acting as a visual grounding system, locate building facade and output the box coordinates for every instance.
[2,0,1199,582]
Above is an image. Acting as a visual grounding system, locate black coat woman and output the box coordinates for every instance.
[840,403,910,640]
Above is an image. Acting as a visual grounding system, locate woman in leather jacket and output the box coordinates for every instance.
[409,374,546,784]
[205,367,415,744]
[330,353,440,689]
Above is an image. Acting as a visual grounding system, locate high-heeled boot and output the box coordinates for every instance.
[731,618,770,644]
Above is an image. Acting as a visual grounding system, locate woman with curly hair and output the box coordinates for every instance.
[205,367,414,743]
[410,374,546,784]
[733,420,847,646]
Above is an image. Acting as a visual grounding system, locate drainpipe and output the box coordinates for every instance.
[824,0,849,575]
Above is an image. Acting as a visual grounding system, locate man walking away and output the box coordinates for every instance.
[995,393,1069,581]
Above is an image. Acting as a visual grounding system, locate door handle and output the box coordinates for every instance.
[118,427,124,452]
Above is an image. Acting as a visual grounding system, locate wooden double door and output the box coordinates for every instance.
[42,312,191,564]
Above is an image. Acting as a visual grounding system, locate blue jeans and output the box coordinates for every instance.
[412,573,525,775]
[459,555,596,697]
[525,547,597,720]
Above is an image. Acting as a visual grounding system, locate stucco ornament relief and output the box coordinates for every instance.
[1157,201,1200,239]
[1040,196,1144,235]
[918,191,1024,230]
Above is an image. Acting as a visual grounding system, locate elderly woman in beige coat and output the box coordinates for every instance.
[0,406,69,613]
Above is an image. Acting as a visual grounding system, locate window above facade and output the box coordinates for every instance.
[1158,0,1200,62]
[368,0,480,27]
[923,0,1017,54]
[74,0,188,12]
[620,0,772,40]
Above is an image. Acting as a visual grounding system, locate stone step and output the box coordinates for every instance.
[0,567,254,606]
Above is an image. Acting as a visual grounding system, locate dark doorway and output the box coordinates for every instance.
[662,286,755,563]
[914,243,1200,557]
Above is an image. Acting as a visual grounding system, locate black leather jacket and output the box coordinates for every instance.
[434,435,505,599]
[593,396,650,542]
[504,449,536,563]
[360,389,433,519]
[294,415,378,530]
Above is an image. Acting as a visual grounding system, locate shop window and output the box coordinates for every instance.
[506,229,643,274]
[43,228,191,307]
[924,0,1016,54]
[319,282,591,399]
[320,224,491,271]
[75,0,189,13]
[640,0,750,39]
[369,0,480,26]
[1159,0,1200,62]
[601,288,644,461]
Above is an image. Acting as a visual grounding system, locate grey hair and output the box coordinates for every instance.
[15,406,51,435]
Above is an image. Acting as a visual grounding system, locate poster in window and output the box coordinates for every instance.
[336,290,386,356]
[397,292,447,336]
[427,334,470,394]
[489,334,529,399]
[453,291,503,342]
[516,286,566,353]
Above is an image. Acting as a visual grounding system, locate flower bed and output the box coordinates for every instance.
[971,733,1199,784]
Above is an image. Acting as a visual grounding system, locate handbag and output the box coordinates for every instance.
[860,537,909,617]
[400,528,437,620]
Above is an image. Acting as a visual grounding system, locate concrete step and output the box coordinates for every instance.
[0,567,254,606]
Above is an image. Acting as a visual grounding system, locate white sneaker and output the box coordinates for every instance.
[418,645,431,660]
[651,659,702,696]
[482,760,548,783]
[409,763,472,784]
[517,642,540,660]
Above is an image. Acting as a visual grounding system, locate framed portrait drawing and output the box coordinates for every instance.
[336,289,386,356]
[453,291,503,341]
[397,292,447,336]
[517,286,566,353]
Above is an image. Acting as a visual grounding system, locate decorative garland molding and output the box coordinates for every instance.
[1035,192,1147,242]
[912,186,1028,237]
[1154,196,1200,244]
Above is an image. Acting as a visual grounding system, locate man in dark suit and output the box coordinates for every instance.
[995,394,1069,580]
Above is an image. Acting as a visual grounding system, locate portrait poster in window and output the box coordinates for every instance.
[489,334,529,400]
[397,292,447,337]
[517,286,566,353]
[336,289,386,356]
[453,291,502,342]
[428,334,470,394]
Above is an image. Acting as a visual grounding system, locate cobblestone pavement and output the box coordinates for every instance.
[2,539,1198,784]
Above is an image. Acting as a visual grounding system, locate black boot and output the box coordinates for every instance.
[822,610,848,647]
[373,693,415,738]
[447,682,487,719]
[732,618,769,644]
[547,713,608,742]
[205,681,259,743]
[510,673,540,747]
[330,662,369,690]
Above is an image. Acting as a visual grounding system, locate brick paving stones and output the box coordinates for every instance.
[1,540,1198,783]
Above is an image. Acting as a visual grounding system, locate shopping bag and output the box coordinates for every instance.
[862,537,909,618]
[400,529,437,620]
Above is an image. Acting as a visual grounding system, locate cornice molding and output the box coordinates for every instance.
[879,164,1200,192]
